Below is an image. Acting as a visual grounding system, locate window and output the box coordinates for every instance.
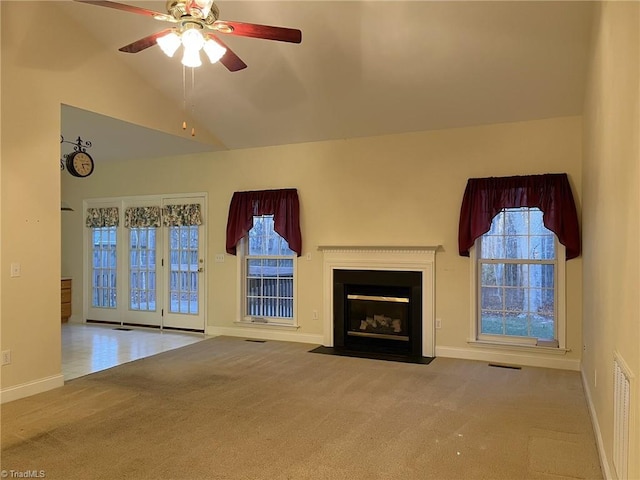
[243,215,295,323]
[225,188,301,327]
[476,207,564,346]
[458,173,578,350]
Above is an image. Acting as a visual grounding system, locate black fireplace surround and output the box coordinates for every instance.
[333,269,423,358]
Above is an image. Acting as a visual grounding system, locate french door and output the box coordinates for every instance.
[162,199,205,330]
[85,195,206,332]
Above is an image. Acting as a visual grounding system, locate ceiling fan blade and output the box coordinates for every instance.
[119,29,173,53]
[213,21,302,44]
[73,1,176,22]
[206,34,247,72]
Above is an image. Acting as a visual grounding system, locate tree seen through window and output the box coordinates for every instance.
[479,208,556,339]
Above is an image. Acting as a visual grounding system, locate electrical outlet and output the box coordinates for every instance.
[2,350,11,366]
[215,254,225,263]
[435,318,442,329]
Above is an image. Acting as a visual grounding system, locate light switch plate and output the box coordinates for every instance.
[10,263,20,277]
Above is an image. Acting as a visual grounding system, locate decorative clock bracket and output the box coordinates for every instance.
[60,135,92,172]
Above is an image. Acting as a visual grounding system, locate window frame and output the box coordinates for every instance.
[469,208,566,350]
[236,215,298,327]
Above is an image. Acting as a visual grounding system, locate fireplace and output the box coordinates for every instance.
[334,269,422,357]
[320,246,437,359]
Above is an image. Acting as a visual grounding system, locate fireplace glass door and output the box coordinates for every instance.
[347,294,410,342]
[334,269,422,357]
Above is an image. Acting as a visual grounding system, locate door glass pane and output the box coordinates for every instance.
[129,227,157,311]
[168,225,199,314]
[91,227,117,308]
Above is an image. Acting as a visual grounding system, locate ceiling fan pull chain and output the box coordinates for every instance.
[191,67,196,136]
[182,64,187,131]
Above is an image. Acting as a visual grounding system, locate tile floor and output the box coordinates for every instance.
[61,323,208,381]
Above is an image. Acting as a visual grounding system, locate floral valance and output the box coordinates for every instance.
[85,207,119,228]
[226,188,302,256]
[124,206,161,228]
[162,204,203,227]
[458,173,580,259]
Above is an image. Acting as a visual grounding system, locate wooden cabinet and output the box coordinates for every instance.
[61,278,72,323]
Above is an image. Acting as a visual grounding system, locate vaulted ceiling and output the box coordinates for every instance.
[57,1,594,162]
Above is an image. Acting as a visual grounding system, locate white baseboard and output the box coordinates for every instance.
[581,367,613,479]
[206,326,323,345]
[1,374,64,404]
[435,346,581,371]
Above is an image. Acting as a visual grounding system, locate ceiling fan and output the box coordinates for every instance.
[74,0,302,71]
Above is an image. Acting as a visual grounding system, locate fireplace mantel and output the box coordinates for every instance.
[320,245,438,357]
[318,245,438,254]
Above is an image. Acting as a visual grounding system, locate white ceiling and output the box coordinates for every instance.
[58,0,594,163]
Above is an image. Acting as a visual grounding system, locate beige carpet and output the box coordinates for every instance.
[1,337,602,480]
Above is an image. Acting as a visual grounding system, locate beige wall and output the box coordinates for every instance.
[582,1,640,478]
[62,115,583,370]
[0,1,216,397]
[3,0,639,475]
[3,2,585,399]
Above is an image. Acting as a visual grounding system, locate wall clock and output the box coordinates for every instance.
[66,151,94,178]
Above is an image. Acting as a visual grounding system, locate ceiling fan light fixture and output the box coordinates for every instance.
[157,31,181,57]
[181,27,205,51]
[203,39,226,64]
[80,0,300,72]
[182,46,202,68]
[185,0,215,19]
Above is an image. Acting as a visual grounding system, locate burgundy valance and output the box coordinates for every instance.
[226,188,302,256]
[458,173,580,259]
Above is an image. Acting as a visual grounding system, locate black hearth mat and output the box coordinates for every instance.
[309,346,434,365]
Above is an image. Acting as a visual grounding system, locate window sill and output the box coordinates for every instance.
[467,339,570,355]
[234,320,299,331]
